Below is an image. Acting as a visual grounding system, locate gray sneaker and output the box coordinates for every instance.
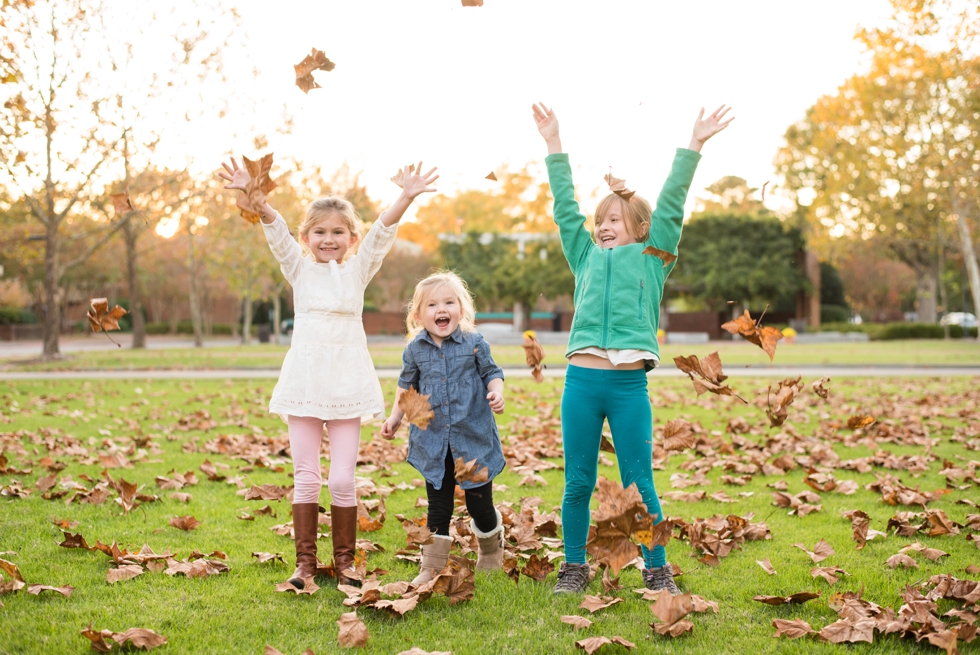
[553,562,591,594]
[643,564,681,596]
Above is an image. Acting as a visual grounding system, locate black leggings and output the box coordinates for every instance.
[426,447,497,535]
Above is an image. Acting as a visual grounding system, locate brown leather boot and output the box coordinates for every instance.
[287,503,320,589]
[331,504,359,586]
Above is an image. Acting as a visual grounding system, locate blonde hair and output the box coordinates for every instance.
[298,196,363,261]
[405,271,477,340]
[594,193,653,243]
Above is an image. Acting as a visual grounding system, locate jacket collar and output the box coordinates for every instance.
[417,326,464,348]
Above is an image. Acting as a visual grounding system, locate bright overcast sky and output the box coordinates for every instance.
[218,0,893,220]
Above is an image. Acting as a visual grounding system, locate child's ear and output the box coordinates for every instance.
[350,233,359,245]
[300,233,309,247]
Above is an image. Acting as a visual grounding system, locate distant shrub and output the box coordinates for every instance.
[820,304,850,324]
[867,322,978,340]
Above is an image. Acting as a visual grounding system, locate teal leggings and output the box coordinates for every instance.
[560,365,665,569]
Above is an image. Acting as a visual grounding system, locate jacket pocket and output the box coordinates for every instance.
[637,280,645,321]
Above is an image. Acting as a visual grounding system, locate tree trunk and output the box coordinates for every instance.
[513,300,532,332]
[241,293,253,345]
[915,273,938,323]
[123,219,146,348]
[187,223,204,347]
[42,220,62,358]
[953,199,980,341]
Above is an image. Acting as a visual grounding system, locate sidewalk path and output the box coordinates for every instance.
[2,365,978,381]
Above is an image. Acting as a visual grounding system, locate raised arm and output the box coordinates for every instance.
[647,106,734,262]
[534,103,595,274]
[218,157,303,282]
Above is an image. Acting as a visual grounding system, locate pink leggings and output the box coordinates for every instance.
[287,415,361,507]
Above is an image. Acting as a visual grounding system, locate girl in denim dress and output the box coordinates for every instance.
[381,272,506,583]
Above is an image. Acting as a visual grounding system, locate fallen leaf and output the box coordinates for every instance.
[579,594,624,614]
[107,565,143,584]
[561,615,593,630]
[575,636,635,653]
[522,330,546,382]
[485,171,497,181]
[772,618,814,639]
[673,352,746,402]
[604,169,635,201]
[650,589,693,626]
[811,377,830,399]
[169,515,200,531]
[252,552,286,564]
[811,566,847,585]
[757,559,776,575]
[721,309,783,361]
[454,457,489,485]
[661,419,696,451]
[766,376,802,427]
[585,479,652,574]
[399,387,435,430]
[170,492,192,503]
[461,0,484,5]
[87,299,128,347]
[112,628,168,650]
[245,484,288,501]
[521,553,555,581]
[885,553,918,569]
[111,191,135,215]
[642,246,677,267]
[276,577,319,595]
[847,415,876,430]
[652,620,694,637]
[793,539,834,564]
[26,584,73,597]
[753,592,821,605]
[294,47,335,93]
[817,618,875,644]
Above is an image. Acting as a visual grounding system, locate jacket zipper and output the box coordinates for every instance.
[602,249,612,348]
[638,279,644,321]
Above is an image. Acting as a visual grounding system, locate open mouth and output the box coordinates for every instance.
[600,235,616,245]
[435,317,451,329]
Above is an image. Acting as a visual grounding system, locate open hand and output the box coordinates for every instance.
[400,162,439,200]
[486,391,505,414]
[532,102,560,143]
[217,157,251,192]
[380,416,401,440]
[691,105,734,148]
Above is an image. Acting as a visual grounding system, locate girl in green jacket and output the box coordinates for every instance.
[532,102,732,595]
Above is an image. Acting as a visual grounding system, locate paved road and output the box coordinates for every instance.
[2,365,978,381]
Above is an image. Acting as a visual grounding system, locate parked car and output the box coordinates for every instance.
[939,312,978,328]
[281,318,294,335]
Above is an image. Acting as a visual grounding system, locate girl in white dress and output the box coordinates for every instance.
[219,158,438,589]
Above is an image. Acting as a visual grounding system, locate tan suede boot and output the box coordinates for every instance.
[411,534,453,586]
[471,508,504,572]
[330,504,359,587]
[287,503,320,589]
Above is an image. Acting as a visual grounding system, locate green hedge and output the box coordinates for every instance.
[144,322,241,336]
[820,304,850,324]
[817,321,978,339]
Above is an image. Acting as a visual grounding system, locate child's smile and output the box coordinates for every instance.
[302,213,357,264]
[595,202,637,249]
[420,285,461,345]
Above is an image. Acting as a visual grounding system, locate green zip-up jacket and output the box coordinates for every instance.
[546,149,701,366]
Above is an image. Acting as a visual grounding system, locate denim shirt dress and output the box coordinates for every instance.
[397,327,505,490]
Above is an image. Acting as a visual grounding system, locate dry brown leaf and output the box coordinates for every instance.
[390,164,417,189]
[400,387,435,430]
[772,618,815,639]
[650,589,693,626]
[817,618,875,644]
[87,298,128,347]
[811,566,847,585]
[252,552,286,564]
[276,577,319,595]
[485,171,497,181]
[111,191,135,215]
[579,594,623,614]
[26,584,74,597]
[673,352,746,403]
[586,479,652,574]
[236,153,277,223]
[521,553,555,581]
[766,376,802,427]
[690,595,718,613]
[170,492,192,503]
[811,377,830,399]
[661,419,696,452]
[885,553,918,569]
[642,246,677,267]
[245,484,288,501]
[294,47,335,93]
[561,615,593,630]
[757,559,776,575]
[652,620,694,637]
[113,628,168,650]
[846,415,876,430]
[721,309,783,361]
[604,169,635,201]
[753,592,821,605]
[522,330,546,382]
[793,539,834,563]
[453,457,489,484]
[107,565,143,584]
[461,0,483,5]
[169,515,200,531]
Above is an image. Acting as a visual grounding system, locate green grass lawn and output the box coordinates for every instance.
[3,338,980,372]
[1,376,979,654]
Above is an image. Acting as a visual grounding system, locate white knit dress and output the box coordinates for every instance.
[262,213,397,422]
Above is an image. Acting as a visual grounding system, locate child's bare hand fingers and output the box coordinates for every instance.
[423,166,438,179]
